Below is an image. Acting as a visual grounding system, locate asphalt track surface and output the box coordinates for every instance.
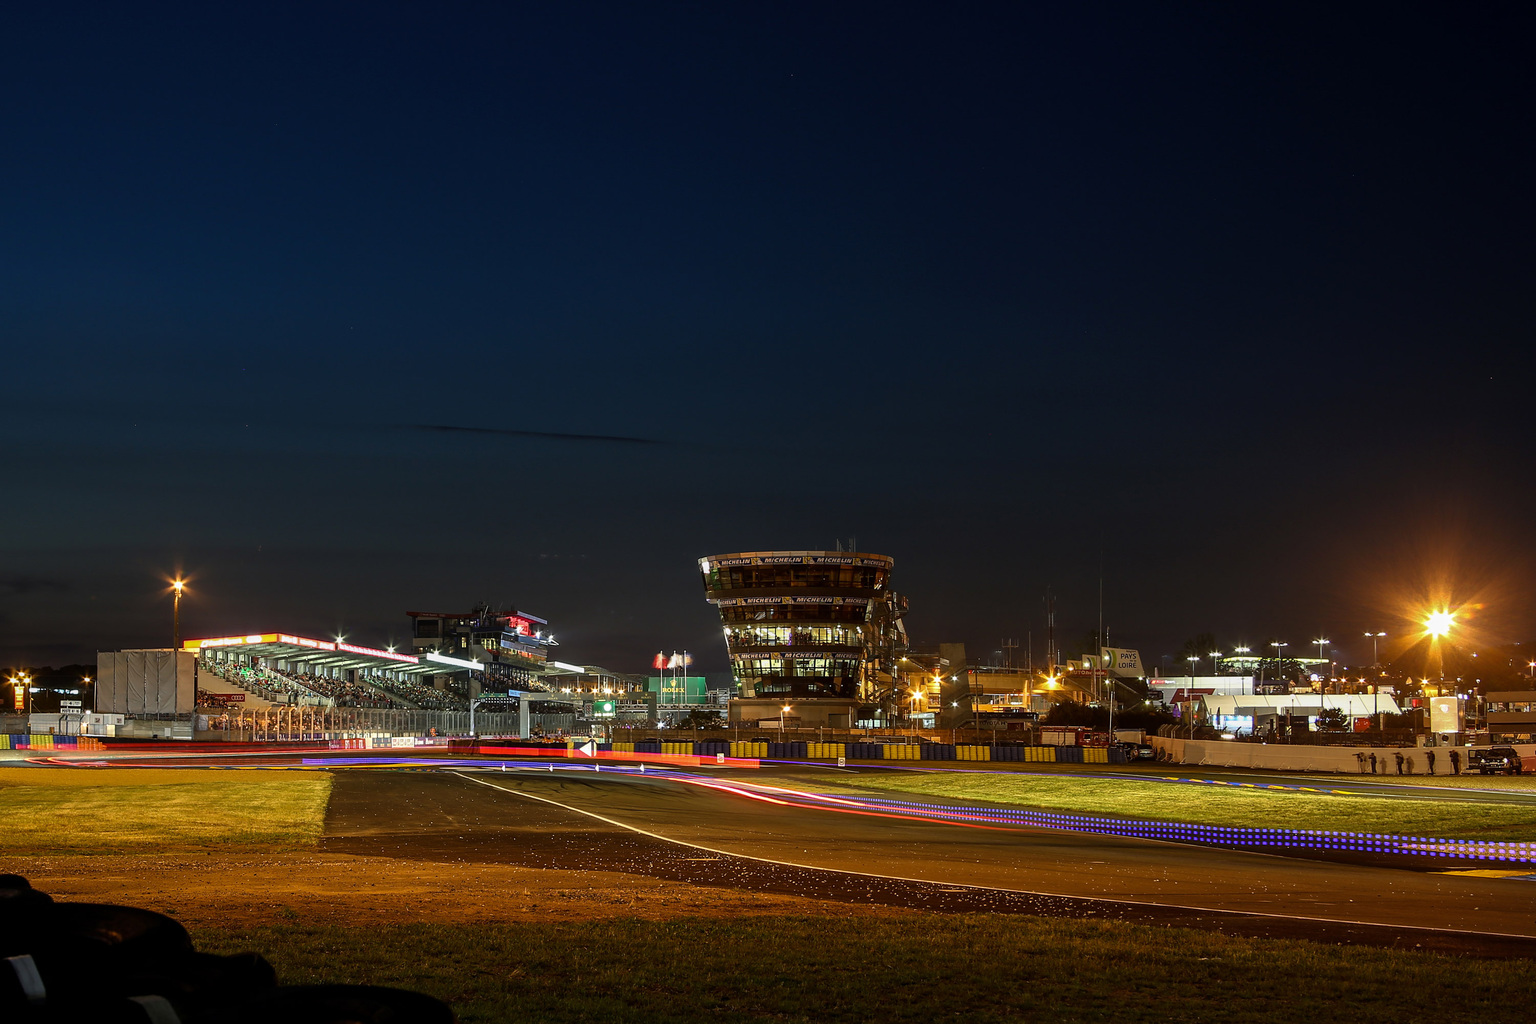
[318,766,1536,958]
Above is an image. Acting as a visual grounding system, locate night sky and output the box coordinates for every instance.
[3,2,1531,676]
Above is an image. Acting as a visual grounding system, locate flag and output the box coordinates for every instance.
[667,653,682,669]
[653,652,668,670]
[682,652,694,667]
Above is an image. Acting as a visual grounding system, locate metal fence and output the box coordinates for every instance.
[204,706,528,742]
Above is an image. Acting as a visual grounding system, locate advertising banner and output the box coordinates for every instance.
[1100,647,1146,678]
[1429,696,1463,734]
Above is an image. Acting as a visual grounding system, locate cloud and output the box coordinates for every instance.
[406,424,662,446]
[0,576,69,595]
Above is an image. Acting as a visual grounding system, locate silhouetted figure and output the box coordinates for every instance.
[1369,753,1378,774]
[1394,751,1405,775]
[1450,749,1461,775]
[1355,752,1367,773]
[1426,750,1436,775]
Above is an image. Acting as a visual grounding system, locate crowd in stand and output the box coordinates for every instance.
[362,673,468,711]
[194,688,243,710]
[271,670,402,709]
[199,659,471,712]
[199,661,315,704]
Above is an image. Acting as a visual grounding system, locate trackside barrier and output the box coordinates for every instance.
[326,738,366,750]
[0,735,106,751]
[450,739,1125,765]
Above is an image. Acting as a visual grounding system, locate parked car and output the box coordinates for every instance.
[1119,741,1156,761]
[1468,746,1524,775]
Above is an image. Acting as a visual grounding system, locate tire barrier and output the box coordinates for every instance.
[0,736,106,751]
[0,874,454,1024]
[564,740,1125,764]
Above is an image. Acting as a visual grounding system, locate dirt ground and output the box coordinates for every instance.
[5,852,914,929]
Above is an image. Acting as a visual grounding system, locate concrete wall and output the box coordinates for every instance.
[1150,736,1536,773]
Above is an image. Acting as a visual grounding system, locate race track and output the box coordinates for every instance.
[319,765,1536,956]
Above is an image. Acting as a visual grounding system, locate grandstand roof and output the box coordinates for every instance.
[181,632,450,675]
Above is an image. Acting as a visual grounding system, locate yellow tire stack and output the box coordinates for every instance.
[729,741,768,758]
[957,745,991,761]
[880,744,919,760]
[807,742,846,758]
[1023,746,1057,762]
[1083,747,1108,763]
[661,742,692,755]
[610,742,635,753]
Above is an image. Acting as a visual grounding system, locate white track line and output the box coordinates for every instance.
[453,771,1536,943]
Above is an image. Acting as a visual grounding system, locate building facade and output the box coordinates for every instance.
[407,606,556,692]
[698,550,907,723]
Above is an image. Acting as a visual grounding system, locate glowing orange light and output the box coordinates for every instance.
[1425,611,1454,637]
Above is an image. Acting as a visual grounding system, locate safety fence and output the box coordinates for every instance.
[0,735,107,751]
[603,739,1125,764]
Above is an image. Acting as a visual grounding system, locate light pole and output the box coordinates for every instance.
[171,579,186,648]
[781,704,791,737]
[1270,641,1288,688]
[1186,654,1199,738]
[1313,638,1328,690]
[8,673,32,715]
[1233,646,1250,694]
[1364,631,1386,669]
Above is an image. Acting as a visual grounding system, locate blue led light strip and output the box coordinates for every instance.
[832,795,1536,864]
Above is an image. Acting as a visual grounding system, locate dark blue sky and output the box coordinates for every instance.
[2,1,1531,673]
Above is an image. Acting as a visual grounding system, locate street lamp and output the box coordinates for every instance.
[1313,638,1328,689]
[170,579,186,648]
[1270,641,1288,688]
[8,674,30,714]
[1186,655,1199,738]
[780,704,791,737]
[1363,631,1386,668]
[1233,646,1250,694]
[1425,611,1454,638]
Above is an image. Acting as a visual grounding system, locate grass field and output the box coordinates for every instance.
[193,915,1536,1024]
[753,771,1536,842]
[0,767,332,853]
